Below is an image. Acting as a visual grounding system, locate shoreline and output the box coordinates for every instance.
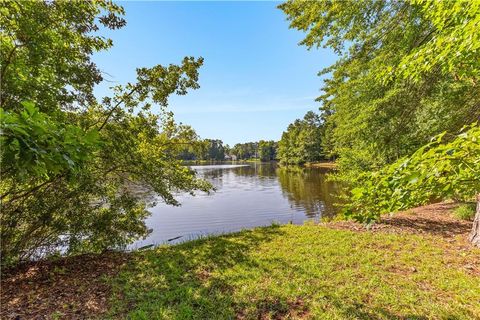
[304,161,337,169]
[181,160,338,169]
[2,202,479,319]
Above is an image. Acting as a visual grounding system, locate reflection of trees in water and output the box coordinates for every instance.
[195,165,277,190]
[231,164,277,178]
[276,166,340,218]
[199,168,225,180]
[194,164,342,219]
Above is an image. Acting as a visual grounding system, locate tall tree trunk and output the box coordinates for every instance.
[469,194,480,247]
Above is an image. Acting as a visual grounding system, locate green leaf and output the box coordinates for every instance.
[21,101,36,115]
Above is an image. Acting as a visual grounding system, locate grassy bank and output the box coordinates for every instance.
[108,225,479,319]
[2,205,479,319]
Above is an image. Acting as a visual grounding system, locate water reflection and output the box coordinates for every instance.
[276,166,340,217]
[133,163,341,248]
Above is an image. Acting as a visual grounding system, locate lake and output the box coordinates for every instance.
[133,163,341,248]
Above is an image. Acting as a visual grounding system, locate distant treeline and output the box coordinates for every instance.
[232,140,277,162]
[178,139,278,162]
[178,139,225,161]
[178,110,331,165]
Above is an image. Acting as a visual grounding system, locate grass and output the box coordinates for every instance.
[107,224,480,319]
[453,203,476,221]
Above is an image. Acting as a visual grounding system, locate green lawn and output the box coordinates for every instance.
[108,225,480,319]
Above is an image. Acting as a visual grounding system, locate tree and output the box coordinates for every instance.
[472,196,480,247]
[203,139,225,161]
[0,1,210,266]
[230,141,278,162]
[279,0,480,175]
[231,142,259,160]
[174,124,205,161]
[224,144,231,157]
[0,0,126,112]
[257,140,277,162]
[343,124,480,245]
[277,111,324,165]
[280,0,480,244]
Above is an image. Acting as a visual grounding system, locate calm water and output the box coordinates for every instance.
[133,163,341,248]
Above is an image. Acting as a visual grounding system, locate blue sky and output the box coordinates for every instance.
[93,1,336,146]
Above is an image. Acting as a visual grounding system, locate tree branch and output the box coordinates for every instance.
[97,85,139,131]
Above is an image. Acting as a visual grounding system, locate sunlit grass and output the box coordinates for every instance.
[453,203,476,221]
[108,225,480,319]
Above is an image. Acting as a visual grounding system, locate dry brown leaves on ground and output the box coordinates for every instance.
[326,202,472,239]
[1,252,128,320]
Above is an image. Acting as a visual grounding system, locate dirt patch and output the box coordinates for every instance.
[236,297,310,320]
[324,202,480,276]
[326,202,472,239]
[284,298,310,319]
[196,268,212,282]
[382,202,472,237]
[1,252,128,320]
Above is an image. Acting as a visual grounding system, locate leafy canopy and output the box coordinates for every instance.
[280,0,479,224]
[0,1,210,266]
[277,111,325,165]
[344,124,480,223]
[280,0,479,174]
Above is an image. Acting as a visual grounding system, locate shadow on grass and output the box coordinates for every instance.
[246,256,436,320]
[109,225,287,319]
[108,224,460,320]
[4,224,473,319]
[382,216,471,237]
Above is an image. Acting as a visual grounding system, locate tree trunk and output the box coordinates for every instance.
[469,194,480,247]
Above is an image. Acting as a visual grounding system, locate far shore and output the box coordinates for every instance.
[305,161,337,169]
[181,159,337,169]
